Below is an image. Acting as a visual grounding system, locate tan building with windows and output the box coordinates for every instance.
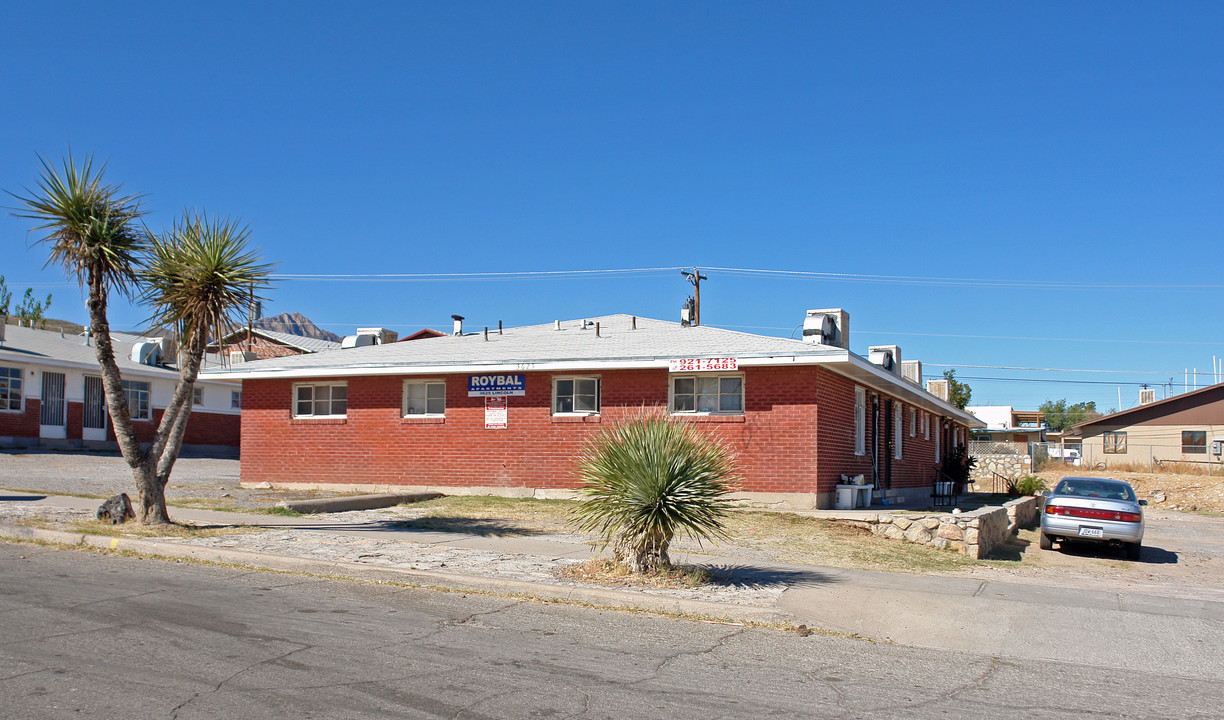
[1071,383,1223,469]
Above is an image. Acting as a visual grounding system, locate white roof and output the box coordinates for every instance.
[0,325,235,384]
[966,406,1015,430]
[202,314,983,425]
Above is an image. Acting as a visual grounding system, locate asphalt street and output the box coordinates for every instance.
[1,544,1220,719]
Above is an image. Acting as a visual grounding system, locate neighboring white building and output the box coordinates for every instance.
[0,324,241,453]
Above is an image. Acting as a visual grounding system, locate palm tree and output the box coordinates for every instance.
[570,412,740,573]
[10,154,271,524]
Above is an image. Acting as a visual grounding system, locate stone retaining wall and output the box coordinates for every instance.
[970,453,1032,485]
[839,497,1040,559]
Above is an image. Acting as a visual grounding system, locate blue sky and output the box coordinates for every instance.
[3,2,1222,413]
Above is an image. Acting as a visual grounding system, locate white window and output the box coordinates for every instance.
[403,380,445,416]
[0,366,23,412]
[122,380,151,420]
[553,376,600,414]
[670,374,742,414]
[923,412,929,440]
[854,387,866,455]
[294,383,347,418]
[231,390,242,409]
[909,407,916,437]
[193,387,204,406]
[893,403,903,460]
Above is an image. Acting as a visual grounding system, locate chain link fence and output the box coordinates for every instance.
[1031,441,1220,475]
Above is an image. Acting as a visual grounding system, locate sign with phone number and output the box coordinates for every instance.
[668,357,738,372]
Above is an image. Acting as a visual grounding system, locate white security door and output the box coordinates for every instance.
[39,371,67,439]
[83,375,108,442]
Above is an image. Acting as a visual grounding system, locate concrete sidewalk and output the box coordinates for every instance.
[4,492,1224,680]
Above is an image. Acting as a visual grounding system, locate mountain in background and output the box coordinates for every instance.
[255,312,342,342]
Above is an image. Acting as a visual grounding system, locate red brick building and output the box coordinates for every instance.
[0,324,241,454]
[206,327,340,361]
[210,312,981,508]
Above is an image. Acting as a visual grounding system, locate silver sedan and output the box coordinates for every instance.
[1040,476,1146,560]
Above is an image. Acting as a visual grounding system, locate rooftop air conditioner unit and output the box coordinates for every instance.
[229,350,258,364]
[802,308,849,348]
[901,360,922,386]
[356,327,398,344]
[341,334,376,349]
[130,341,161,367]
[868,345,902,374]
[927,379,950,402]
[1138,388,1156,405]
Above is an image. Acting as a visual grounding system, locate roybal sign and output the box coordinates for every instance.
[468,374,526,397]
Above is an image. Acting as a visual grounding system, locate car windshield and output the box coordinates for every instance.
[1054,479,1135,502]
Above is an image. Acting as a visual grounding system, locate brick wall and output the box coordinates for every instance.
[107,409,240,447]
[0,399,41,439]
[239,366,953,496]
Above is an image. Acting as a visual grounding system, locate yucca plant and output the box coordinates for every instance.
[9,154,272,524]
[571,412,740,573]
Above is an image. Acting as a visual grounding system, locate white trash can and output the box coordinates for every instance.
[835,484,855,510]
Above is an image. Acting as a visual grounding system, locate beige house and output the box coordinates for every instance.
[1072,383,1223,468]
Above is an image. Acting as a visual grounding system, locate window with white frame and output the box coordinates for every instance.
[670,374,743,414]
[193,387,204,406]
[1103,431,1126,454]
[294,382,347,418]
[553,376,600,414]
[231,390,242,409]
[909,407,916,437]
[122,380,151,420]
[0,366,23,411]
[854,387,866,455]
[403,380,445,416]
[893,403,903,459]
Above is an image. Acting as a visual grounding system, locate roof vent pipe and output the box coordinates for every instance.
[554,320,560,331]
[596,322,601,337]
[451,314,464,336]
[498,320,503,335]
[483,326,488,341]
[632,316,637,330]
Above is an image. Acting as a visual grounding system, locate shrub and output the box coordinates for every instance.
[570,412,740,573]
[1008,475,1047,496]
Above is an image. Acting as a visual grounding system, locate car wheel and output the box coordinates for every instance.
[1039,532,1054,550]
[1125,542,1142,561]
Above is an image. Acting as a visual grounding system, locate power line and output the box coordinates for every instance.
[267,265,1223,290]
[923,363,1176,375]
[704,266,1224,290]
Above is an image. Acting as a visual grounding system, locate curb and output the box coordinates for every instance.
[0,523,792,625]
[277,492,444,514]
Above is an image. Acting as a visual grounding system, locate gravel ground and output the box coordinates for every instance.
[0,451,788,606]
[0,450,340,509]
[5,450,1224,605]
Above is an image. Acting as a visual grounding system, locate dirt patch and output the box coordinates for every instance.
[1034,467,1224,514]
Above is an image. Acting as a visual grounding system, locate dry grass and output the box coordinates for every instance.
[1034,467,1224,513]
[557,558,716,588]
[404,495,576,534]
[402,496,993,574]
[19,517,264,539]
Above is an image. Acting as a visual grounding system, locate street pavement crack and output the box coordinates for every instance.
[169,643,313,719]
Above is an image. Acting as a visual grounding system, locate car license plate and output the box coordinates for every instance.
[1078,526,1104,538]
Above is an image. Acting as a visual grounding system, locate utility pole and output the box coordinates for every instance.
[680,268,707,326]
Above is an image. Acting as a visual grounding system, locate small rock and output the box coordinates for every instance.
[796,624,811,637]
[1151,491,1166,503]
[96,493,135,525]
[221,492,233,498]
[252,482,272,489]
